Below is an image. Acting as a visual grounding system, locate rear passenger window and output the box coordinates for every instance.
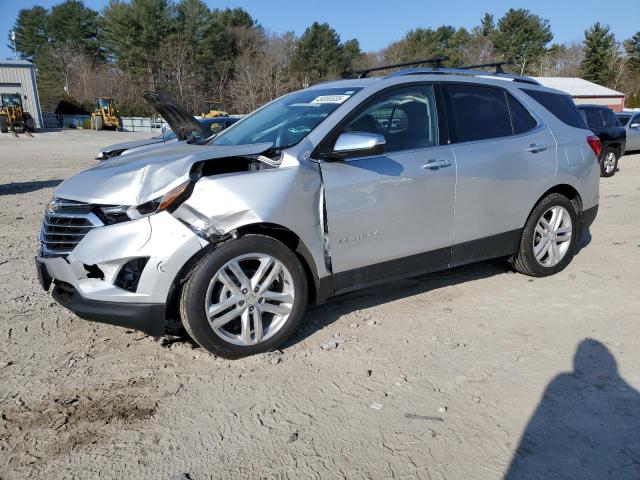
[448,84,512,142]
[507,94,538,134]
[522,89,587,129]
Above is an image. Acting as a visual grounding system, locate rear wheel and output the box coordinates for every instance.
[25,116,35,132]
[0,116,7,133]
[180,235,308,358]
[513,193,578,277]
[600,147,618,177]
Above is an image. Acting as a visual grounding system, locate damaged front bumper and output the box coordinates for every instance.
[37,211,208,335]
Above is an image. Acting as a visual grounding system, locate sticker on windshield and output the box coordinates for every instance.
[310,94,351,104]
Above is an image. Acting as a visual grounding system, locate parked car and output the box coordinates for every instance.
[577,105,626,177]
[96,93,238,160]
[36,66,600,358]
[616,111,640,152]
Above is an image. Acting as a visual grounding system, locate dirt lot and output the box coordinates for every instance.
[0,129,639,479]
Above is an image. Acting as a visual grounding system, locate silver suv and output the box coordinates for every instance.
[36,64,600,358]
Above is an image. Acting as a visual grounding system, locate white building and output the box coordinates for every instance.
[534,77,625,112]
[0,59,44,128]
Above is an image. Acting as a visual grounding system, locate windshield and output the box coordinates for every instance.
[2,94,21,107]
[210,87,362,149]
[206,102,224,111]
[98,98,111,108]
[617,114,632,126]
[153,128,177,141]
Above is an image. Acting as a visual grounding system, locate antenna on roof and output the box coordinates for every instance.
[352,57,447,79]
[460,61,512,74]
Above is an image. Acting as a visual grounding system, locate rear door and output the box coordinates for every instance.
[445,83,557,264]
[319,84,456,289]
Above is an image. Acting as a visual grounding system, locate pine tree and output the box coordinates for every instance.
[581,22,616,85]
[491,9,553,75]
[624,31,640,73]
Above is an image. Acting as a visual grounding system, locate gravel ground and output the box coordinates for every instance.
[1,129,639,479]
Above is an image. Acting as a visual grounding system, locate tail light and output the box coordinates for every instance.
[586,135,602,158]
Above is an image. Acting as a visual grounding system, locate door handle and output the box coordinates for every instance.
[422,159,451,170]
[526,143,547,153]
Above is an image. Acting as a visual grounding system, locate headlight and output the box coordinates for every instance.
[96,180,191,224]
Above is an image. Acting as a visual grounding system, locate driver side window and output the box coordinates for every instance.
[341,85,439,154]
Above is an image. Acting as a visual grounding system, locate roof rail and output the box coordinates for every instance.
[386,66,540,86]
[352,57,446,79]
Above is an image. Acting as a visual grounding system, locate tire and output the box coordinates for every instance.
[95,116,103,131]
[180,235,308,359]
[512,193,579,277]
[25,116,35,132]
[600,147,618,177]
[0,116,7,133]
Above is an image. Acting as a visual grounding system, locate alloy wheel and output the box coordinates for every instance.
[603,152,616,174]
[532,206,573,267]
[204,253,295,346]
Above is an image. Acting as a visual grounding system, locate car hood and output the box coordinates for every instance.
[143,91,208,141]
[55,142,274,206]
[98,137,166,157]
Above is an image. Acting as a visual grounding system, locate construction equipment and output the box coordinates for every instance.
[91,97,122,131]
[0,93,35,134]
[201,100,228,118]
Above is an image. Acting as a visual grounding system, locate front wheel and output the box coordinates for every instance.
[512,193,578,277]
[180,235,308,358]
[600,147,618,177]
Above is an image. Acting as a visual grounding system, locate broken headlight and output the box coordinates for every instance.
[95,180,191,225]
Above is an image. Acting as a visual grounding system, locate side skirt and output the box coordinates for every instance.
[324,229,522,299]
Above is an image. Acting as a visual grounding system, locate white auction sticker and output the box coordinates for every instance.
[310,94,351,104]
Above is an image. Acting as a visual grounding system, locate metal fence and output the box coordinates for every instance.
[42,112,167,133]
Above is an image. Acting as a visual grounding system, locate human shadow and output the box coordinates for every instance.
[505,339,640,480]
[0,179,62,196]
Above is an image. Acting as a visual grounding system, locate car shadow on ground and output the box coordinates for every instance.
[504,339,640,479]
[290,257,509,346]
[292,227,593,346]
[0,179,62,196]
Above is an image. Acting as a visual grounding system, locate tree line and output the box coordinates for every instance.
[9,0,640,115]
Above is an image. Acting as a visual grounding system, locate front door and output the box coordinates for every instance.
[319,84,456,292]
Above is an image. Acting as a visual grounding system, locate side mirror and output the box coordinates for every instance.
[630,123,640,129]
[322,132,386,160]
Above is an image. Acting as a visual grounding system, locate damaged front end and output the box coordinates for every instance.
[38,137,329,336]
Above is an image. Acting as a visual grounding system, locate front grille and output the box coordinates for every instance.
[40,199,102,257]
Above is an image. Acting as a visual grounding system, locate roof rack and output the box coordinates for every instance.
[386,65,540,86]
[460,61,512,73]
[352,57,446,79]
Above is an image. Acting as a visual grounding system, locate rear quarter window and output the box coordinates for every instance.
[507,93,538,134]
[522,89,587,129]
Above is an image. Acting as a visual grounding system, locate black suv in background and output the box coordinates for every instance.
[578,105,626,177]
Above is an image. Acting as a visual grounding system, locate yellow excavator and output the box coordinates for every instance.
[201,100,229,118]
[0,93,35,135]
[91,97,122,130]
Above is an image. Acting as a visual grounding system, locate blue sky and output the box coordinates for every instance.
[2,0,639,60]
